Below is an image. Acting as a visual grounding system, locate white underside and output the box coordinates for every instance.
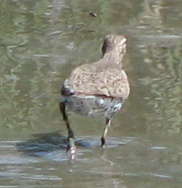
[65,95,123,118]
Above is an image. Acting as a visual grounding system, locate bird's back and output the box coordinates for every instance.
[62,60,130,100]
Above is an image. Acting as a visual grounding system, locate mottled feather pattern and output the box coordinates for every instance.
[63,62,129,99]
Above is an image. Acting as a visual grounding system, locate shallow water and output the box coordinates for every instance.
[0,0,182,187]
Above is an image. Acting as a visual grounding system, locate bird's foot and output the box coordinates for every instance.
[66,138,76,160]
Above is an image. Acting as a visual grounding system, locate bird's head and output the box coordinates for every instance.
[102,34,127,56]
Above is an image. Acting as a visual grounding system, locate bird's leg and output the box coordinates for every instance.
[101,117,112,148]
[59,101,76,157]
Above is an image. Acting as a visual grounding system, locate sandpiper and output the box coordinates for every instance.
[60,34,130,156]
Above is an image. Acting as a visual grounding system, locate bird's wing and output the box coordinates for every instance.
[63,63,130,99]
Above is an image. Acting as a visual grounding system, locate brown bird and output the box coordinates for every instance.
[59,34,130,156]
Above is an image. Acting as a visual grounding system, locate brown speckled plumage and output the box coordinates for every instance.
[59,34,130,157]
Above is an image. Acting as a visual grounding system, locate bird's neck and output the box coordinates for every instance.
[102,50,124,65]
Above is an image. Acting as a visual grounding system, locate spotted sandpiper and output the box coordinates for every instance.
[60,34,130,156]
